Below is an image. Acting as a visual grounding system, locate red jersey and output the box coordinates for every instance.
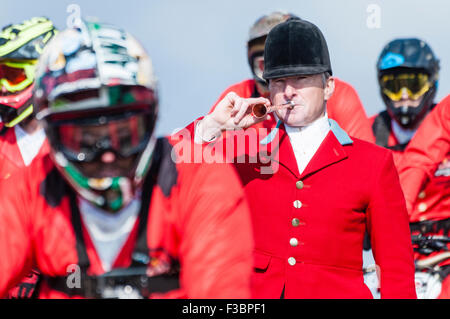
[0,137,254,298]
[0,127,49,180]
[398,95,450,216]
[370,100,450,293]
[369,111,450,223]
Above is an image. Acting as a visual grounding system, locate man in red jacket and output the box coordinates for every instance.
[399,95,450,213]
[0,20,253,299]
[209,11,373,142]
[0,16,58,299]
[369,39,449,298]
[189,18,416,298]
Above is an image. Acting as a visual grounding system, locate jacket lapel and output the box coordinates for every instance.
[299,131,348,178]
[276,123,301,177]
[300,119,352,178]
[261,118,353,179]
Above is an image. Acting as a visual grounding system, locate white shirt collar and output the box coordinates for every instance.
[79,197,141,272]
[14,125,46,166]
[283,113,331,174]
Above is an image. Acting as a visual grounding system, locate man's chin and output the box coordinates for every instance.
[277,112,309,127]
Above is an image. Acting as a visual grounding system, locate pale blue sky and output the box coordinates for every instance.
[3,0,449,136]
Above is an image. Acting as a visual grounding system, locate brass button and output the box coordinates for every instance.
[292,218,300,227]
[418,191,426,199]
[296,181,304,189]
[290,238,299,247]
[418,203,427,212]
[288,257,296,266]
[293,200,302,209]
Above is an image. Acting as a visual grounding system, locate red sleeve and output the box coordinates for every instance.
[366,151,416,299]
[327,78,374,142]
[177,162,253,298]
[398,95,450,211]
[0,173,34,297]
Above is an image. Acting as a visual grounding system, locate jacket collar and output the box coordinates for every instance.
[328,118,353,146]
[268,118,353,178]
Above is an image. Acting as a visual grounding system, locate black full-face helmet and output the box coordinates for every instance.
[377,38,439,128]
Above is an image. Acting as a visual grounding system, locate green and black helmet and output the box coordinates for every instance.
[0,17,57,130]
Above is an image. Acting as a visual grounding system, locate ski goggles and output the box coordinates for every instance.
[0,85,34,127]
[380,73,431,101]
[53,110,152,163]
[0,61,36,94]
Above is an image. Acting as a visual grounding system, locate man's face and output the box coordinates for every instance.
[248,42,265,79]
[269,73,334,127]
[391,89,424,109]
[381,72,429,108]
[75,122,138,179]
[247,39,269,97]
[56,114,148,178]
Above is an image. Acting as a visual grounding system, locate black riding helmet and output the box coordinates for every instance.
[263,18,332,80]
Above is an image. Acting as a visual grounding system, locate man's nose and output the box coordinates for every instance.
[284,83,297,99]
[101,151,116,163]
[400,87,410,100]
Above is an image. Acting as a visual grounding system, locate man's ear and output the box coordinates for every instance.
[324,76,335,101]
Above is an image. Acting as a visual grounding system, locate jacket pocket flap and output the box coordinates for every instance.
[253,251,271,271]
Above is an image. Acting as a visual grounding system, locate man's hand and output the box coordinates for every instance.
[196,92,270,143]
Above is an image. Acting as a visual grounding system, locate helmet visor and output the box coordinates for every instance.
[54,110,152,163]
[0,61,35,94]
[380,73,430,101]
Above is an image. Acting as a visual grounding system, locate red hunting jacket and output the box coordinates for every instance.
[179,118,417,299]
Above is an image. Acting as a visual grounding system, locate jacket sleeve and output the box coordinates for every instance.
[398,95,450,212]
[177,162,253,298]
[0,174,34,297]
[366,151,417,299]
[327,79,374,142]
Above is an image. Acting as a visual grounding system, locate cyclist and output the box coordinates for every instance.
[370,38,449,298]
[0,19,253,299]
[0,17,57,181]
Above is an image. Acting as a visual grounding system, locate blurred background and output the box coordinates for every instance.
[3,0,449,136]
